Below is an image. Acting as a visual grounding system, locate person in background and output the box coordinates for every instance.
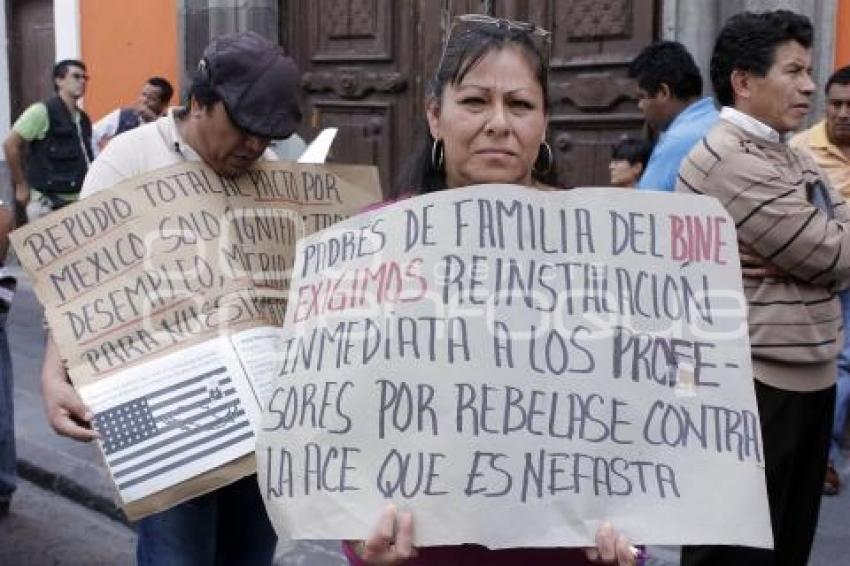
[39,32,301,565]
[790,64,850,496]
[0,202,15,518]
[628,41,717,192]
[91,76,174,154]
[2,60,93,223]
[345,15,638,566]
[608,137,653,188]
[676,11,850,565]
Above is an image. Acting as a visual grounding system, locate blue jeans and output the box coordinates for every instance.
[136,475,277,566]
[832,290,850,461]
[832,374,850,460]
[0,327,16,500]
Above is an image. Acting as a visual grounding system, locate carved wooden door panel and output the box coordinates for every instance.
[286,0,418,194]
[284,0,657,191]
[498,0,658,187]
[9,0,55,121]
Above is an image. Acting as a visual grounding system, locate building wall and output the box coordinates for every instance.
[179,0,278,90]
[837,0,850,68]
[54,0,81,62]
[79,0,180,121]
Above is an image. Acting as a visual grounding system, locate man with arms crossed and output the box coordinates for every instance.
[91,76,174,154]
[677,11,850,565]
[791,65,850,496]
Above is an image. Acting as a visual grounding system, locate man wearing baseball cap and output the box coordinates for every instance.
[39,32,301,565]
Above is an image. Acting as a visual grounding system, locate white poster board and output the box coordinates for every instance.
[257,185,772,549]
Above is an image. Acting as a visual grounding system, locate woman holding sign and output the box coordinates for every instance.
[344,15,639,566]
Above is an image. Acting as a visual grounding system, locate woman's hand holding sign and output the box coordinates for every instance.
[587,522,638,566]
[350,510,636,566]
[349,504,416,565]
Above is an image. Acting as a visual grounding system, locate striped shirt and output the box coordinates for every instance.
[676,115,850,391]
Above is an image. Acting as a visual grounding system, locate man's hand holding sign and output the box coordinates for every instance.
[12,159,381,516]
[9,31,387,565]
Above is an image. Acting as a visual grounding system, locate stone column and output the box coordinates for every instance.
[178,0,281,94]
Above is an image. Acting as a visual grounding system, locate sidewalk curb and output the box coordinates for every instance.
[16,456,130,527]
[8,262,132,527]
[13,427,131,527]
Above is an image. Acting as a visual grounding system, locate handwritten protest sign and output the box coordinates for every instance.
[11,160,381,519]
[257,185,772,549]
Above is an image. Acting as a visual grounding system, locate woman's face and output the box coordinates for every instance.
[427,45,547,189]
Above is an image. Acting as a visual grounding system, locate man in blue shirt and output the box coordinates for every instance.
[629,41,718,192]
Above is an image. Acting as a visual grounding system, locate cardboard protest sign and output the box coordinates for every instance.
[11,160,381,519]
[256,185,772,549]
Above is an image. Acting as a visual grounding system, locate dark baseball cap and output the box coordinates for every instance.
[199,31,302,139]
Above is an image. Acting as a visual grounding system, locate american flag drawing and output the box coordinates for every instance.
[91,366,254,498]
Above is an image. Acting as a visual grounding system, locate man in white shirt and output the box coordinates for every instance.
[91,77,173,155]
[40,32,301,566]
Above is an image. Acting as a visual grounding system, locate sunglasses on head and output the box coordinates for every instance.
[453,14,551,42]
[440,14,552,67]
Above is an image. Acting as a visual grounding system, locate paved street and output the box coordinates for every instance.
[0,478,346,566]
[0,263,848,565]
[0,264,347,566]
[0,478,136,565]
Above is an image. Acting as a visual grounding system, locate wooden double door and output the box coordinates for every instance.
[282,0,658,193]
[8,0,56,122]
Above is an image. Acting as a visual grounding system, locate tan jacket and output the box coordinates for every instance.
[677,118,850,391]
